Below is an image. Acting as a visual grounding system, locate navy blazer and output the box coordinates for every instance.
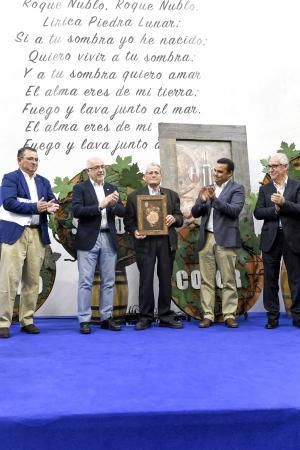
[0,169,56,245]
[72,180,125,251]
[124,186,183,253]
[191,179,245,250]
[254,178,300,253]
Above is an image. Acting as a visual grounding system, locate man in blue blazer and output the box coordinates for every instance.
[0,147,58,338]
[254,153,300,329]
[72,156,125,334]
[192,158,245,328]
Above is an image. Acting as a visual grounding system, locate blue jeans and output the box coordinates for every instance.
[77,232,117,323]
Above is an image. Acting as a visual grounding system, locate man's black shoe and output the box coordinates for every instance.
[21,324,40,334]
[0,327,10,338]
[292,319,300,328]
[159,318,183,329]
[80,322,91,334]
[100,318,122,331]
[265,319,279,329]
[134,319,152,331]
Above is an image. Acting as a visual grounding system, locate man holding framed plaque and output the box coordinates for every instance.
[124,163,183,330]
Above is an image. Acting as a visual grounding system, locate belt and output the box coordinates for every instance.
[100,228,110,232]
[206,230,214,233]
[25,225,40,229]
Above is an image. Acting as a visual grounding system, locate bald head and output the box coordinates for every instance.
[86,156,106,184]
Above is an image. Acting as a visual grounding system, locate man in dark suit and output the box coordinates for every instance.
[254,153,300,329]
[72,156,125,334]
[124,163,183,330]
[192,158,245,328]
[0,146,58,338]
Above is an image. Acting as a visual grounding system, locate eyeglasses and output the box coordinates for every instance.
[22,157,39,162]
[146,171,160,175]
[267,164,286,170]
[87,165,105,171]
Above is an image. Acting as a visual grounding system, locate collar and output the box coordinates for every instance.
[214,178,231,190]
[148,185,161,195]
[20,169,36,181]
[90,178,104,188]
[273,177,288,191]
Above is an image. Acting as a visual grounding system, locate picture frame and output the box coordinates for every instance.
[137,195,168,235]
[158,123,250,218]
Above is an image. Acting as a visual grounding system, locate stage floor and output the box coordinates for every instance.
[2,313,300,450]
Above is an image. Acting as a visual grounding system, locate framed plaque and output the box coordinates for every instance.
[158,123,250,219]
[137,195,168,235]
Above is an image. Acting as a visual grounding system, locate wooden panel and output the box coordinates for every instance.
[159,122,250,194]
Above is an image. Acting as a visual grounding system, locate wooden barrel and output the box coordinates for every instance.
[171,226,264,321]
[280,260,292,316]
[236,253,264,315]
[91,268,128,323]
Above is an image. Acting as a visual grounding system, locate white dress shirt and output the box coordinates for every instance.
[21,170,40,225]
[148,185,161,196]
[206,179,231,232]
[91,180,108,229]
[273,177,288,228]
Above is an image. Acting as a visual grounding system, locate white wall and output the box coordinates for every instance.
[1,0,299,315]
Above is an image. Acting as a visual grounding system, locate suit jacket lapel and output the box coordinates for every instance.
[35,175,44,200]
[87,179,99,203]
[218,179,232,199]
[18,169,31,199]
[140,186,150,195]
[160,187,172,214]
[104,182,113,197]
[266,181,276,192]
[263,182,276,207]
[283,178,292,197]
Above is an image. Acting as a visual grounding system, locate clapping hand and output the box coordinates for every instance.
[271,192,285,206]
[37,197,48,213]
[199,185,215,202]
[100,191,119,208]
[37,197,59,214]
[47,199,59,214]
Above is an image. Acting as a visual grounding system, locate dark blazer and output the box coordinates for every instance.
[0,169,56,245]
[254,178,300,253]
[191,179,245,251]
[72,180,125,251]
[124,186,183,252]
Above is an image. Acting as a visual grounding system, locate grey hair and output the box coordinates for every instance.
[277,153,289,165]
[145,163,161,174]
[270,153,290,166]
[86,154,105,168]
